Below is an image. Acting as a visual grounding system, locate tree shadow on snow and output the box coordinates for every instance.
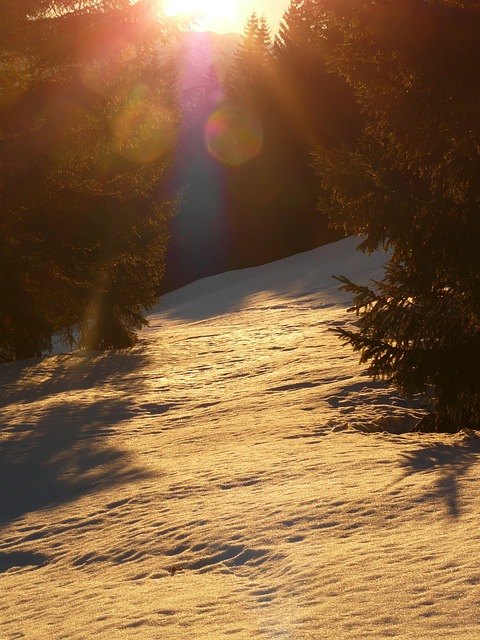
[0,347,150,408]
[0,350,154,527]
[0,550,49,573]
[399,440,480,517]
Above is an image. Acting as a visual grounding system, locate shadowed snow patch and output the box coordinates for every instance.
[187,545,269,572]
[0,551,48,573]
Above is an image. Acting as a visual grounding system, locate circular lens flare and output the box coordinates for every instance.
[206,106,263,166]
[112,85,176,164]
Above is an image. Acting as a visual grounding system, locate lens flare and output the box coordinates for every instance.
[111,85,176,163]
[206,106,263,166]
[79,36,135,96]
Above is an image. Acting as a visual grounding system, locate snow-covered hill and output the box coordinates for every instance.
[1,237,480,639]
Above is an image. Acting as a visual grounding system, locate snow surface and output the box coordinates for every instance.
[1,236,480,639]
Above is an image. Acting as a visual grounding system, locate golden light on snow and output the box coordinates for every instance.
[164,0,241,33]
[3,238,480,638]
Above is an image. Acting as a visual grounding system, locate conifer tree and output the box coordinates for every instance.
[222,13,282,267]
[265,0,361,256]
[274,0,361,148]
[226,12,272,106]
[0,0,181,360]
[221,3,361,268]
[314,0,480,432]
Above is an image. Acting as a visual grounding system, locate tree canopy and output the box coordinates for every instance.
[313,0,480,432]
[0,0,181,360]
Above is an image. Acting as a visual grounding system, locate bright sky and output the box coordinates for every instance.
[163,0,291,34]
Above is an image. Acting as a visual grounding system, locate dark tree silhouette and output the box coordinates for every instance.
[314,0,480,432]
[221,5,360,270]
[0,0,181,360]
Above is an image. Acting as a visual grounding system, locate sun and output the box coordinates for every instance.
[164,0,241,33]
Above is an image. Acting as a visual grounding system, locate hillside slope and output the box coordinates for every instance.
[1,237,479,639]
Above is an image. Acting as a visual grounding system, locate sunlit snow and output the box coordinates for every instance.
[1,237,480,639]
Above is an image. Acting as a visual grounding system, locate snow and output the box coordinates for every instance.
[1,236,480,639]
